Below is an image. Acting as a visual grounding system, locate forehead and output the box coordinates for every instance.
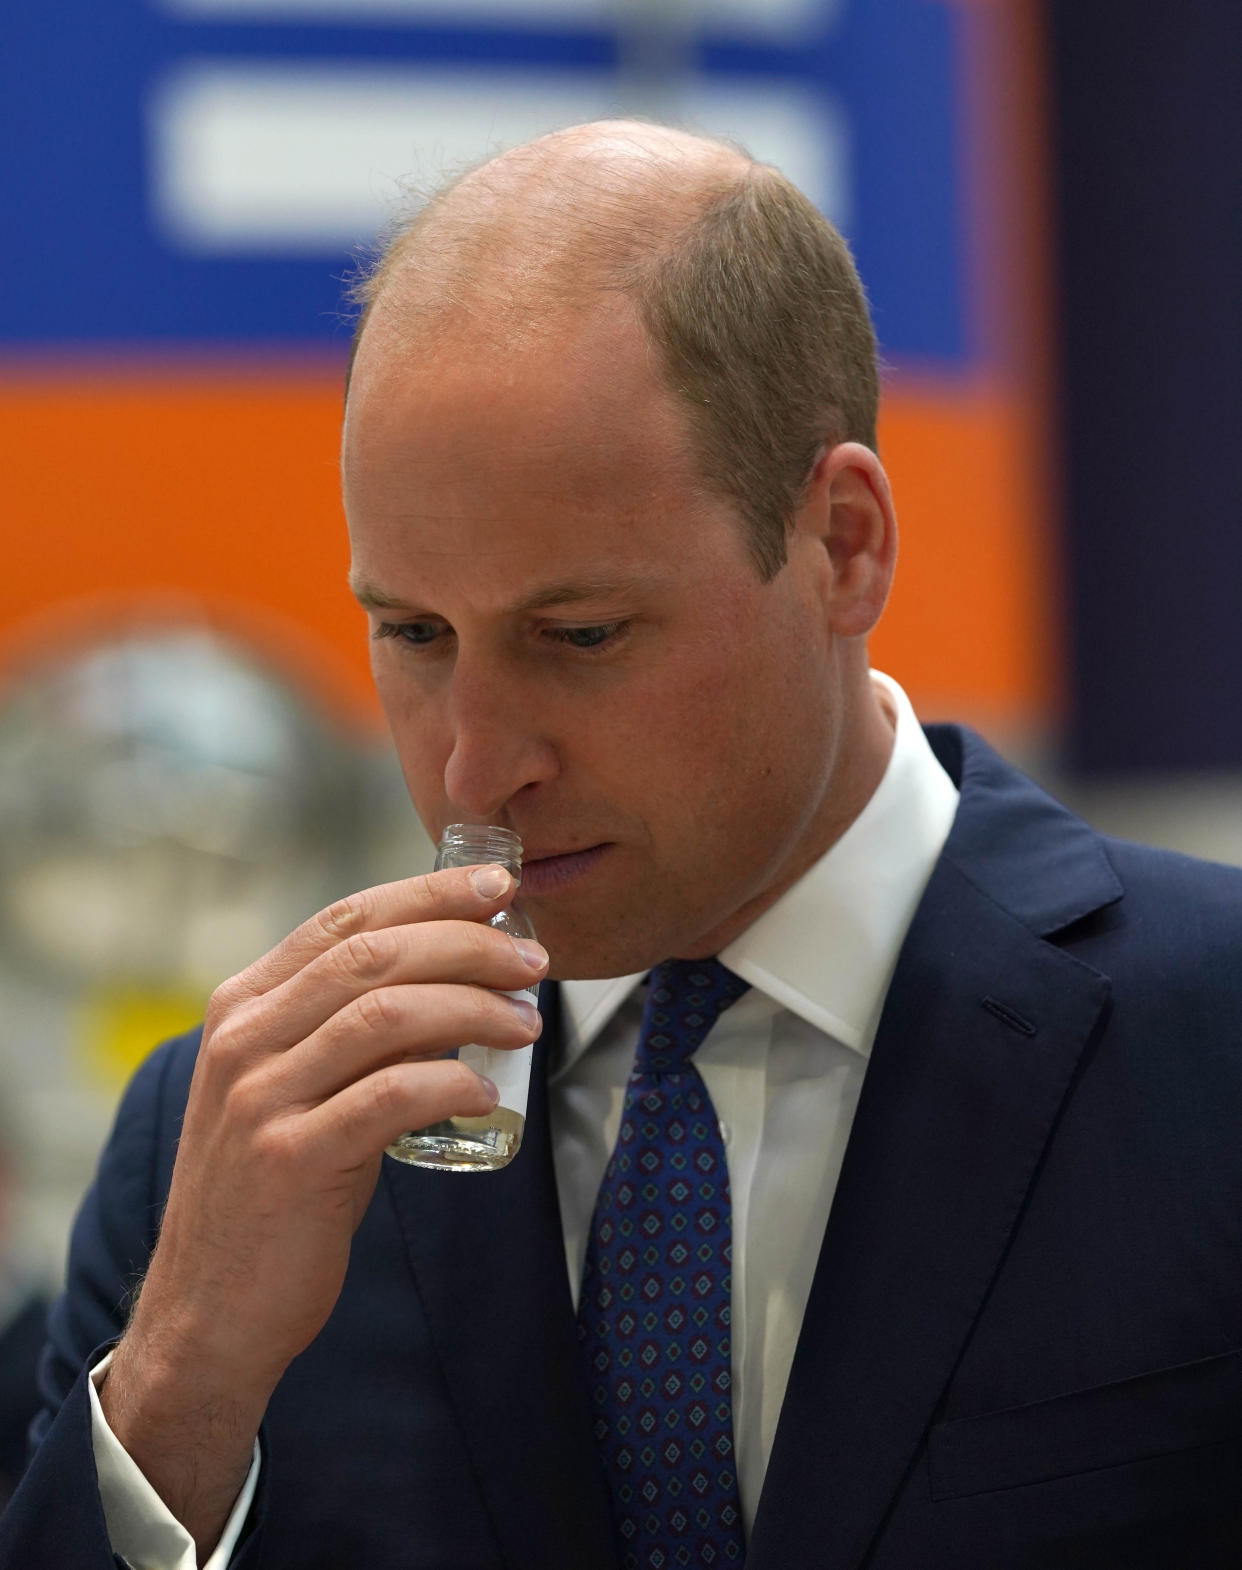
[347,291,676,453]
[341,293,731,575]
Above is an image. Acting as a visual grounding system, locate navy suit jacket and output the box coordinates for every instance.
[5,726,1242,1568]
[0,1291,49,1512]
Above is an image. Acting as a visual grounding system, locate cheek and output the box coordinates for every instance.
[606,649,755,798]
[650,610,833,809]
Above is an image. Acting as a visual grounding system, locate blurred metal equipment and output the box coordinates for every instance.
[0,625,401,1277]
[0,628,359,991]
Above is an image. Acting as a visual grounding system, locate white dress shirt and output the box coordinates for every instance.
[90,669,958,1566]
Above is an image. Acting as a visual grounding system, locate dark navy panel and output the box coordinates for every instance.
[2,0,966,363]
[1049,1,1242,771]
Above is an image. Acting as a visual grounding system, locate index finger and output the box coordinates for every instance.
[217,864,517,1007]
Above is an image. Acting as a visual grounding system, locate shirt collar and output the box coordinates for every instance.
[556,671,959,1067]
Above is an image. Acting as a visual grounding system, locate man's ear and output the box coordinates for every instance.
[794,440,897,638]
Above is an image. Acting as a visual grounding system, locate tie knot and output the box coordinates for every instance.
[634,958,750,1077]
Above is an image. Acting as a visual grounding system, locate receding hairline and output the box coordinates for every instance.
[346,120,763,376]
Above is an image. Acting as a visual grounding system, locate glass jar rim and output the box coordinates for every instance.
[439,823,523,864]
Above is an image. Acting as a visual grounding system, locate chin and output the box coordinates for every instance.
[538,925,644,982]
[544,947,636,983]
[541,919,694,982]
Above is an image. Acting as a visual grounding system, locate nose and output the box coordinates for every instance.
[441,655,558,820]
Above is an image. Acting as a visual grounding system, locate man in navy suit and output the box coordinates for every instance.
[6,121,1242,1569]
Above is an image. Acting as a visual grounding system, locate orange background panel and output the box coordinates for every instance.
[0,365,378,725]
[0,369,1054,732]
[875,377,1058,731]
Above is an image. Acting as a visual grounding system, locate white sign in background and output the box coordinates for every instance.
[149,65,849,253]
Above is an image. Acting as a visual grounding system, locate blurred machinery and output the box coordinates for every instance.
[0,626,426,1278]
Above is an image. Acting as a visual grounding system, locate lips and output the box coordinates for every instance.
[519,842,612,896]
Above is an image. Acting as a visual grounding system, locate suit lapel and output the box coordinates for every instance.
[383,982,618,1570]
[747,729,1119,1570]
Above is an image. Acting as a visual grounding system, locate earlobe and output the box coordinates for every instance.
[808,442,898,639]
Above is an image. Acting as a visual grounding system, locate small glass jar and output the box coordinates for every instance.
[385,824,537,1172]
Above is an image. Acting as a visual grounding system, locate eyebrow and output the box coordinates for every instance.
[348,572,662,615]
[349,578,409,611]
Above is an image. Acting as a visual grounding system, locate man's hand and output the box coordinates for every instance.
[98,864,547,1558]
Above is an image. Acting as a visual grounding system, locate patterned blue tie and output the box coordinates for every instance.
[577,958,751,1570]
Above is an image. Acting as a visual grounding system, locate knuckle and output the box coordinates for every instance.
[222,1069,268,1130]
[252,1115,303,1171]
[407,872,445,920]
[205,975,243,1028]
[204,1009,249,1064]
[444,1057,484,1101]
[352,986,401,1036]
[339,928,391,984]
[466,921,503,967]
[316,891,368,943]
[474,987,517,1039]
[366,1065,407,1126]
[372,1067,400,1117]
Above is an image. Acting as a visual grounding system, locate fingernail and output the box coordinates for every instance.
[512,937,548,969]
[509,998,541,1031]
[478,1075,500,1107]
[470,866,510,898]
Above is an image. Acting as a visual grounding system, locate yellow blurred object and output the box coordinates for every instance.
[77,984,206,1090]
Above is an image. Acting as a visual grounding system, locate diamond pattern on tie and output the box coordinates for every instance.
[578,959,750,1570]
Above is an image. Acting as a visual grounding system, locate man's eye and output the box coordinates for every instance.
[549,622,628,652]
[373,620,442,646]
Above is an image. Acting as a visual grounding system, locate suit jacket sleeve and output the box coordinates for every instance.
[0,1031,251,1570]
